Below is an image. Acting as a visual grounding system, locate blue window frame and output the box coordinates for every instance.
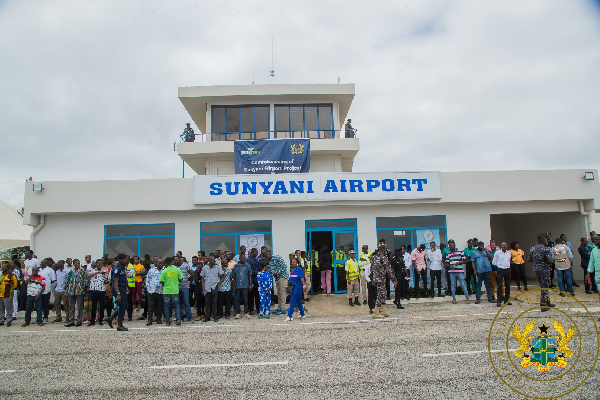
[103,223,175,260]
[274,103,334,138]
[376,215,447,250]
[376,215,447,288]
[200,220,273,255]
[211,104,270,140]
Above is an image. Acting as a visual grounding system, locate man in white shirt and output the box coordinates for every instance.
[38,258,56,324]
[402,246,412,290]
[426,242,444,298]
[64,258,74,273]
[492,242,512,307]
[363,258,376,314]
[84,254,93,271]
[23,250,40,279]
[358,245,370,305]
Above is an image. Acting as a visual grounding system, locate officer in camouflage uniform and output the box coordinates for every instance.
[527,233,556,312]
[370,241,397,319]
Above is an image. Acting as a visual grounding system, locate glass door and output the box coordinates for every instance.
[305,219,358,295]
[333,231,356,293]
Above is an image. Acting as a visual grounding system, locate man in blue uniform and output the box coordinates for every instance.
[104,253,129,331]
[285,259,306,321]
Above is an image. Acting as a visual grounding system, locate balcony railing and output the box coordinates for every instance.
[180,129,357,143]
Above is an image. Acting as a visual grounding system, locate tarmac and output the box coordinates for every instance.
[0,284,598,399]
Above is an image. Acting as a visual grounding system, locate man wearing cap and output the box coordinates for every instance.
[370,241,397,318]
[344,118,354,138]
[345,250,361,307]
[527,234,556,312]
[104,253,129,331]
[183,122,195,142]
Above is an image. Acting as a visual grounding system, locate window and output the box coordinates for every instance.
[274,104,333,138]
[200,220,272,255]
[376,215,447,251]
[104,223,175,259]
[211,105,269,140]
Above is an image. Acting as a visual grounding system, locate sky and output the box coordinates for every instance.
[1,0,600,211]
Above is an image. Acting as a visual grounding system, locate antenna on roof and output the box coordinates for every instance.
[337,74,340,84]
[252,65,255,85]
[270,35,275,81]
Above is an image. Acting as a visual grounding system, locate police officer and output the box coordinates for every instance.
[104,253,129,331]
[527,234,556,312]
[390,248,406,309]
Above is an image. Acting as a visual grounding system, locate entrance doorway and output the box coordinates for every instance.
[305,219,357,294]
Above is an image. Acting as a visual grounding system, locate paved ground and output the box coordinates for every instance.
[1,286,599,399]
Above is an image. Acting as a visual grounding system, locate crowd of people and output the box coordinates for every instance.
[1,230,599,329]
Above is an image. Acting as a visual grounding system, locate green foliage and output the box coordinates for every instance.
[0,246,29,260]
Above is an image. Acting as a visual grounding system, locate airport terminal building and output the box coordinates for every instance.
[23,83,600,293]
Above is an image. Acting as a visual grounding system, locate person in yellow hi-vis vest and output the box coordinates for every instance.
[358,245,369,305]
[126,257,136,321]
[296,250,312,302]
[345,250,361,307]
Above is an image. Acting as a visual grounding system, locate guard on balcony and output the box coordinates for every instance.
[182,123,195,142]
[344,119,355,138]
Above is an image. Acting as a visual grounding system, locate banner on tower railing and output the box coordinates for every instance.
[234,139,310,174]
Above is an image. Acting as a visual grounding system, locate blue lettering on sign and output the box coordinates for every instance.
[258,181,273,194]
[366,180,380,192]
[412,178,427,191]
[324,180,338,193]
[289,181,304,194]
[397,179,411,191]
[207,177,429,196]
[339,180,348,193]
[349,180,364,192]
[242,182,257,195]
[225,182,240,195]
[273,181,289,194]
[210,182,223,195]
[382,179,394,192]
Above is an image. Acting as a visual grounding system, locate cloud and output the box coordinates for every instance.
[1,0,599,211]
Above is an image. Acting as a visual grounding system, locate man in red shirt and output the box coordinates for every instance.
[22,266,45,327]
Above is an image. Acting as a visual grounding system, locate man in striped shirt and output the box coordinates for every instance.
[22,266,45,327]
[444,240,471,304]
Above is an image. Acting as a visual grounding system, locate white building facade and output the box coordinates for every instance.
[23,84,600,293]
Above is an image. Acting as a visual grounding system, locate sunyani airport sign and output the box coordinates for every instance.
[193,172,441,204]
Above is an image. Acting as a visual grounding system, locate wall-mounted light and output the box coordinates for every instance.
[584,172,594,181]
[32,183,43,192]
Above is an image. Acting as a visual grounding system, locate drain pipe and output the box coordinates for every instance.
[29,214,45,252]
[579,201,592,236]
